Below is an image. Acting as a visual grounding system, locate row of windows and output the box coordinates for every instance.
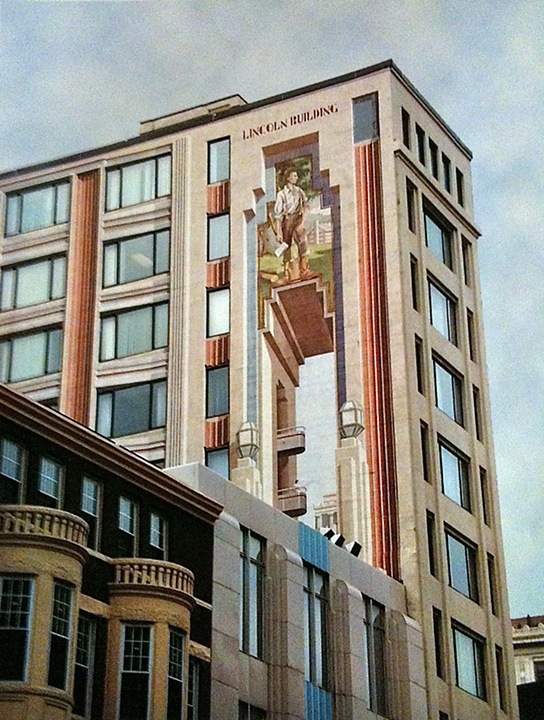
[401,107,465,207]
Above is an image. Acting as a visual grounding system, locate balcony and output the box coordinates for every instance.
[110,558,195,609]
[277,485,307,518]
[277,426,306,455]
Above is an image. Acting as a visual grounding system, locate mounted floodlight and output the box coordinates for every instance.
[345,540,362,557]
[236,421,259,460]
[339,400,364,439]
[331,533,345,547]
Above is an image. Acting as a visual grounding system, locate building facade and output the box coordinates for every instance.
[0,60,517,718]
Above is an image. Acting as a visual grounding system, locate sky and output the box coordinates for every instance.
[1,0,543,617]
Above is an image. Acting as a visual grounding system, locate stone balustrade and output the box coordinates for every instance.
[112,559,194,596]
[0,505,88,546]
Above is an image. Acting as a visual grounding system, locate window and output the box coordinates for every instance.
[406,180,417,232]
[433,358,464,425]
[208,139,230,184]
[205,447,229,479]
[424,209,453,269]
[442,154,452,193]
[363,597,386,714]
[119,624,152,720]
[487,553,498,615]
[187,657,200,720]
[452,623,486,699]
[206,288,230,337]
[0,436,25,504]
[118,496,137,556]
[461,236,472,286]
[48,581,73,689]
[206,366,229,417]
[439,439,470,510]
[239,702,267,720]
[433,607,444,678]
[103,229,170,287]
[415,124,426,165]
[240,528,265,658]
[456,168,465,206]
[480,467,491,526]
[81,477,101,551]
[100,303,168,361]
[106,155,171,211]
[429,139,439,179]
[303,564,328,688]
[410,255,420,310]
[415,335,425,394]
[207,213,230,261]
[0,327,62,383]
[5,180,70,236]
[149,512,166,559]
[534,659,544,682]
[74,613,96,718]
[467,310,477,361]
[427,511,438,577]
[428,279,457,344]
[446,529,478,602]
[0,575,34,681]
[496,645,507,711]
[96,380,166,438]
[352,93,379,143]
[38,457,63,506]
[473,386,483,441]
[167,628,185,720]
[401,108,411,148]
[1,256,66,311]
[420,421,430,483]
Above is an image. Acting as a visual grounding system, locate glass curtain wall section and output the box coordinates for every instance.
[5,181,70,236]
[0,328,62,383]
[1,256,66,310]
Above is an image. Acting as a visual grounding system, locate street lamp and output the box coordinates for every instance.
[236,421,259,460]
[339,400,364,439]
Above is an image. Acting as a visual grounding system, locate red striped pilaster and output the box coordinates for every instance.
[205,416,229,449]
[206,180,230,214]
[206,336,230,367]
[354,140,400,580]
[206,257,230,288]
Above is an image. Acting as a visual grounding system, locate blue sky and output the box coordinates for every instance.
[1,0,543,616]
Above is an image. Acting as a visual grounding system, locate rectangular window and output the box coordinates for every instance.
[352,93,379,143]
[428,279,457,344]
[167,628,185,720]
[119,624,152,720]
[473,386,483,441]
[96,380,166,438]
[467,310,477,362]
[429,139,439,179]
[0,575,34,681]
[427,511,438,578]
[401,108,411,148]
[0,327,62,383]
[1,256,66,311]
[424,208,453,269]
[439,439,471,510]
[0,436,25,504]
[149,512,166,559]
[187,657,200,720]
[363,597,386,714]
[452,623,486,699]
[205,447,230,479]
[304,564,328,689]
[5,180,70,236]
[446,529,479,602]
[100,303,168,361]
[433,607,444,678]
[118,496,137,557]
[420,421,430,483]
[38,457,63,506]
[461,236,472,286]
[487,553,498,616]
[456,168,465,206]
[73,613,96,718]
[410,255,420,311]
[240,528,265,659]
[206,288,230,337]
[480,467,491,526]
[208,138,230,184]
[442,154,452,193]
[81,477,101,551]
[207,213,230,261]
[496,645,507,711]
[48,581,73,689]
[239,702,267,720]
[433,357,464,425]
[206,366,229,418]
[406,180,417,232]
[415,335,425,395]
[103,229,170,287]
[416,124,426,165]
[106,155,171,211]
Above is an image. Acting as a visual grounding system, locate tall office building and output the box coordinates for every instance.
[0,60,517,718]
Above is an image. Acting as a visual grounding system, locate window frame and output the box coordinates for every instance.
[303,563,329,689]
[167,627,185,720]
[205,365,229,418]
[5,180,71,237]
[428,277,458,345]
[73,612,97,718]
[207,138,230,184]
[442,153,452,193]
[119,623,153,720]
[96,379,167,439]
[0,574,34,682]
[438,437,471,511]
[0,254,66,311]
[38,456,64,507]
[102,229,170,288]
[429,138,439,179]
[424,206,453,269]
[433,356,464,426]
[206,287,230,338]
[207,212,230,261]
[445,528,479,602]
[415,124,426,165]
[0,326,63,383]
[81,477,102,551]
[401,108,411,149]
[0,436,26,504]
[100,302,169,361]
[406,179,417,233]
[239,527,265,659]
[48,580,73,690]
[452,622,486,699]
[105,154,171,212]
[363,596,386,714]
[205,446,230,479]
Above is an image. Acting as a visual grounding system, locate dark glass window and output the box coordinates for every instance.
[401,108,411,148]
[452,623,486,699]
[433,607,444,678]
[439,439,470,510]
[424,209,453,269]
[0,436,25,504]
[462,236,472,286]
[100,303,168,361]
[48,581,73,689]
[103,230,170,287]
[119,624,152,720]
[429,139,439,179]
[73,613,96,717]
[239,702,267,720]
[406,180,417,232]
[427,511,438,578]
[487,553,498,616]
[5,180,70,236]
[0,575,33,681]
[420,422,430,484]
[433,358,464,425]
[208,139,230,184]
[0,327,62,383]
[187,657,200,720]
[206,366,229,418]
[38,456,63,507]
[149,512,167,560]
[416,125,426,165]
[352,93,379,143]
[363,597,386,714]
[303,564,328,688]
[473,386,483,441]
[496,645,507,711]
[96,380,166,438]
[240,528,265,658]
[410,255,420,310]
[480,467,491,526]
[428,279,457,344]
[81,477,101,551]
[1,255,66,311]
[167,628,185,720]
[415,336,425,395]
[106,155,171,211]
[446,530,478,602]
[118,496,137,556]
[205,447,230,479]
[207,213,230,261]
[442,153,452,193]
[467,309,477,362]
[456,168,465,206]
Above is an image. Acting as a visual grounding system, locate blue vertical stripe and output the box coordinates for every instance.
[299,522,329,572]
[305,681,333,720]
